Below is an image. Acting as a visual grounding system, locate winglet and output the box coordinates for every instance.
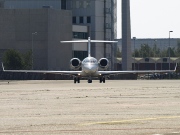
[2,63,4,71]
[174,63,178,72]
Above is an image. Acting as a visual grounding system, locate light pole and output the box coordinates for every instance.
[32,32,37,69]
[133,37,136,70]
[169,31,173,78]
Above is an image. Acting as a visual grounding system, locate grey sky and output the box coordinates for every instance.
[117,0,180,39]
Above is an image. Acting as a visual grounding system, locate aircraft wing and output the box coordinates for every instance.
[99,63,177,75]
[2,63,81,76]
[98,68,177,76]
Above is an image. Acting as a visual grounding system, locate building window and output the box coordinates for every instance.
[79,16,83,23]
[74,51,88,60]
[87,16,91,23]
[61,0,66,10]
[73,32,88,39]
[72,16,76,24]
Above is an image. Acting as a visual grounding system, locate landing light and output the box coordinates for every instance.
[78,74,81,76]
[99,74,102,76]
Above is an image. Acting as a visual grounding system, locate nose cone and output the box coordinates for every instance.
[83,64,97,73]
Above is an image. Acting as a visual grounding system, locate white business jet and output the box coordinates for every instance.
[2,37,177,83]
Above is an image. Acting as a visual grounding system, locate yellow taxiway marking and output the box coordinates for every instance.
[79,116,180,126]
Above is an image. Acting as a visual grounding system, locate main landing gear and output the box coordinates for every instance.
[99,77,105,83]
[74,77,80,83]
[74,77,105,83]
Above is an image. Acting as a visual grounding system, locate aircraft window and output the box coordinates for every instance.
[84,59,97,63]
[85,60,89,63]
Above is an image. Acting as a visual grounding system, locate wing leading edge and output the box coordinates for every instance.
[2,63,177,77]
[99,68,177,76]
[2,63,81,76]
[99,63,177,76]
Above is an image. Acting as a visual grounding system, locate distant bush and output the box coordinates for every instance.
[3,49,32,70]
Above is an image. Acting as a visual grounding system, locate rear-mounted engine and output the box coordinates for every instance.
[70,58,81,70]
[98,58,109,70]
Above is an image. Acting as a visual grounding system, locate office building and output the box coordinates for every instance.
[0,0,117,70]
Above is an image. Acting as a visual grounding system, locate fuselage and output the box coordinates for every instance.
[60,37,117,83]
[81,57,99,77]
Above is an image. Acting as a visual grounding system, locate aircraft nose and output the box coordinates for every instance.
[87,65,94,70]
[84,64,97,73]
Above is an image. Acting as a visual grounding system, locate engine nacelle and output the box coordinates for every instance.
[70,58,81,70]
[98,58,109,70]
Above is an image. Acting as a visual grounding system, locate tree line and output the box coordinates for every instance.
[117,42,180,58]
[2,49,32,70]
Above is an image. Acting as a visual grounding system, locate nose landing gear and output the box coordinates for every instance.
[88,77,92,83]
[88,79,92,83]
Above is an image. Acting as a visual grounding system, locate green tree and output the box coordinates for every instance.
[169,47,176,57]
[139,44,152,58]
[160,49,168,57]
[132,49,141,57]
[152,44,161,57]
[3,49,23,70]
[3,49,32,70]
[164,47,176,57]
[175,41,180,57]
[22,51,32,69]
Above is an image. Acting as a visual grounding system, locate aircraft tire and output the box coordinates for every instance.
[74,77,77,83]
[88,79,92,83]
[103,77,105,83]
[77,77,80,83]
[99,77,102,83]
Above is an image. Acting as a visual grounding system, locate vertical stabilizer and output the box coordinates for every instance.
[88,37,91,57]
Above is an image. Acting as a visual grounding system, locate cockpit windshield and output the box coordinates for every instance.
[83,58,97,64]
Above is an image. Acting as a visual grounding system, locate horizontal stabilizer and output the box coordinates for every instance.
[60,37,118,57]
[90,40,118,43]
[61,39,118,43]
[61,40,88,43]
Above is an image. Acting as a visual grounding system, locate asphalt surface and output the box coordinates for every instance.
[0,80,180,135]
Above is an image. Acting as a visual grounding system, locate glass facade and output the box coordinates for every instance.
[74,51,88,60]
[4,0,65,9]
[69,0,91,9]
[73,32,88,39]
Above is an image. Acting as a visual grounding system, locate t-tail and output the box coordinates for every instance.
[61,37,118,57]
[87,37,91,57]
